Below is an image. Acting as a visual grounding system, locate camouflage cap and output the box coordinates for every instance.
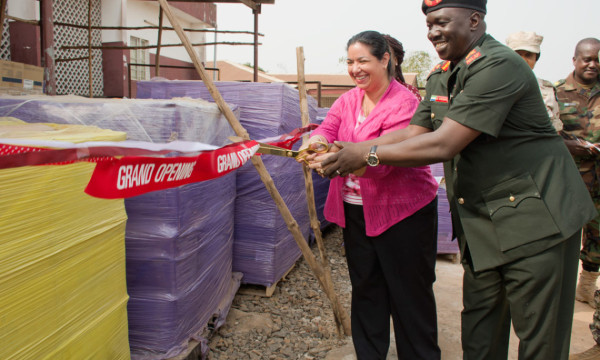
[422,0,487,14]
[506,31,544,54]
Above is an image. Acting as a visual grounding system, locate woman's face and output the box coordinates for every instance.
[346,42,389,92]
[516,50,537,70]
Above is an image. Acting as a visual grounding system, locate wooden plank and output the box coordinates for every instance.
[166,339,203,360]
[238,264,295,298]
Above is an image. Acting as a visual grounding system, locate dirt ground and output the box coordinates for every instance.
[208,227,597,359]
[325,256,597,359]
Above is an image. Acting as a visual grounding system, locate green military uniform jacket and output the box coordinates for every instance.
[410,34,596,272]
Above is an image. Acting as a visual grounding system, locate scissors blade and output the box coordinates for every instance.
[256,143,299,158]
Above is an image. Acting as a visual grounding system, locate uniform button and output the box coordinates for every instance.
[458,198,465,205]
[509,195,515,202]
[454,166,457,172]
[431,113,435,119]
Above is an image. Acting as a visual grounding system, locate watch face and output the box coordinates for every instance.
[367,155,379,166]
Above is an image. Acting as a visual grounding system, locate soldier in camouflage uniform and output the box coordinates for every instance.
[556,38,600,308]
[569,47,600,360]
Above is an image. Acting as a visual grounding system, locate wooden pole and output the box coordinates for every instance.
[252,6,259,82]
[296,47,351,336]
[155,7,163,77]
[0,0,7,37]
[88,0,93,98]
[40,0,56,95]
[155,0,349,335]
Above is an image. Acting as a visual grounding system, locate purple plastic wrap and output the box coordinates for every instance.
[125,174,237,358]
[429,163,458,254]
[137,80,317,287]
[0,95,242,358]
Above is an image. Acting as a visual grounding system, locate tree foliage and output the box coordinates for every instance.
[402,51,437,87]
[243,62,266,73]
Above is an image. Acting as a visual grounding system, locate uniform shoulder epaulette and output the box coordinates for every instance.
[427,60,450,79]
[465,47,485,67]
[554,79,566,87]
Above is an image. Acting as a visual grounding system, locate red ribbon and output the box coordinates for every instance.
[85,141,258,199]
[0,124,319,199]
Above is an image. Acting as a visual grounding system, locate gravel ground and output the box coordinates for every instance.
[205,225,597,360]
[207,225,354,360]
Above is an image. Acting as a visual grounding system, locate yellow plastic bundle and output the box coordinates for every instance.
[0,120,130,359]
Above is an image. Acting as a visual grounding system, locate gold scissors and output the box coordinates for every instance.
[256,141,329,164]
[228,136,329,163]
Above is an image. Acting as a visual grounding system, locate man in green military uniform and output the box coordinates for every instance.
[308,0,596,358]
[555,38,600,308]
[505,31,562,131]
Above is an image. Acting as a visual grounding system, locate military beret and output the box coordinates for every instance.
[506,31,543,54]
[422,0,487,14]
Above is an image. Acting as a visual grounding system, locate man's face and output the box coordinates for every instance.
[426,7,474,63]
[573,43,600,85]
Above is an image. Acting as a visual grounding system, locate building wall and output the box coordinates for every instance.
[2,0,215,97]
[7,0,39,65]
[127,0,208,64]
[101,0,214,97]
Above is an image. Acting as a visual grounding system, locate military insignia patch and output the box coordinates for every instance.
[430,95,449,103]
[424,0,443,5]
[465,49,482,65]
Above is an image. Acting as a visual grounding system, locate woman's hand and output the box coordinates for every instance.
[305,143,341,176]
[296,136,329,164]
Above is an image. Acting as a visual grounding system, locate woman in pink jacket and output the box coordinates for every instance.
[305,31,440,359]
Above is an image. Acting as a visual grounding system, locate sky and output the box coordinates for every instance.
[211,0,599,83]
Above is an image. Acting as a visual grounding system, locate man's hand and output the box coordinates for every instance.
[564,139,597,157]
[309,141,370,178]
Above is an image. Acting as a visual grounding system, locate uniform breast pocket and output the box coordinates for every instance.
[559,104,579,122]
[430,103,449,130]
[481,173,560,252]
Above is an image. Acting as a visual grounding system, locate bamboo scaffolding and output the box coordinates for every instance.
[155,0,351,338]
[60,41,259,51]
[155,8,163,76]
[54,21,263,35]
[296,46,352,336]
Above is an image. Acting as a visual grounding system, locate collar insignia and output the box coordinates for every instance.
[465,48,482,66]
[428,61,451,78]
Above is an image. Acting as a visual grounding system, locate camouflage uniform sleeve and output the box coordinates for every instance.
[539,79,562,131]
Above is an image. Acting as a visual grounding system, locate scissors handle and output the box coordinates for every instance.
[297,141,329,164]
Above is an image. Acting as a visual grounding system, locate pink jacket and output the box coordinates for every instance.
[312,79,438,236]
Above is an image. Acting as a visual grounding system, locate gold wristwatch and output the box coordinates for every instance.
[366,145,379,167]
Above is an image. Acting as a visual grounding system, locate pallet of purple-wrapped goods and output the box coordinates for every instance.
[137,80,318,288]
